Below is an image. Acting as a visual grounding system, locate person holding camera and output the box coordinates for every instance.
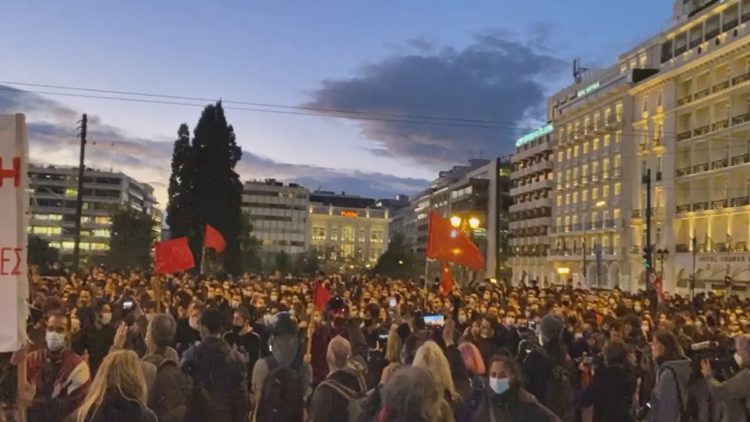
[700,334,750,422]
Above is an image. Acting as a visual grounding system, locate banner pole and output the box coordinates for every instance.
[200,246,206,276]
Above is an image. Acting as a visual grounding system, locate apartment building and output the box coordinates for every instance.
[28,165,160,262]
[509,124,555,285]
[628,0,750,294]
[307,191,390,270]
[241,179,309,257]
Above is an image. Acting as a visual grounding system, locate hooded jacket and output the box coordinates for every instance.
[251,332,312,399]
[647,359,692,422]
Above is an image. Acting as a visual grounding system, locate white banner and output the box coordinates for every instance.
[0,114,29,352]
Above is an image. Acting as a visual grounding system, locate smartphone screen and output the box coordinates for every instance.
[123,300,134,310]
[389,297,397,308]
[423,314,445,327]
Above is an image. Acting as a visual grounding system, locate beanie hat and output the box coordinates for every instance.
[540,314,563,342]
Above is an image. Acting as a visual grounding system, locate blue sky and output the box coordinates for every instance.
[0,0,670,203]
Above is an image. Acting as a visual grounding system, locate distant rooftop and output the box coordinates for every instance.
[310,190,377,209]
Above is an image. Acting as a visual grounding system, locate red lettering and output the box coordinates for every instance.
[0,247,21,276]
[0,157,20,188]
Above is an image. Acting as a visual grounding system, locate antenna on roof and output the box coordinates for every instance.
[573,58,589,84]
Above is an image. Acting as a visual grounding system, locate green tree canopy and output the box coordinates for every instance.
[372,232,418,279]
[28,235,59,274]
[106,207,156,270]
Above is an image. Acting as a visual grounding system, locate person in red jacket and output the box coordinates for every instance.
[24,314,91,422]
[310,296,351,385]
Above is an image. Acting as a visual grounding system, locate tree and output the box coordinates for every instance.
[166,124,194,239]
[27,235,59,274]
[372,233,417,279]
[274,251,290,273]
[165,102,244,273]
[292,249,320,275]
[238,212,262,273]
[107,207,156,270]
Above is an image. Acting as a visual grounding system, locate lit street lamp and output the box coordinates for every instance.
[468,217,480,230]
[450,215,462,228]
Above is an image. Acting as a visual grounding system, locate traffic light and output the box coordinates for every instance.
[642,246,651,269]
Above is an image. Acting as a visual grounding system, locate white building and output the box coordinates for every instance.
[242,179,309,256]
[28,165,160,261]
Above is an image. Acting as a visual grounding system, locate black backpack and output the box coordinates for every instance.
[256,364,305,422]
[146,355,192,422]
[187,342,243,422]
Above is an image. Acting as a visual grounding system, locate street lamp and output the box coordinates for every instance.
[450,215,462,228]
[655,248,669,275]
[468,217,480,230]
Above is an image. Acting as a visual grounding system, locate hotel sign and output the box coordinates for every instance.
[340,210,358,218]
[577,81,601,98]
[698,254,750,263]
[515,123,554,148]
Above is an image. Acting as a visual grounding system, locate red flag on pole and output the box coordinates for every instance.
[441,262,454,296]
[426,212,484,271]
[313,281,331,311]
[154,237,195,274]
[204,224,226,254]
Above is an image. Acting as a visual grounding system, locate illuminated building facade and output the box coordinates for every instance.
[630,0,750,295]
[307,191,390,269]
[28,165,161,262]
[242,179,309,256]
[510,124,554,284]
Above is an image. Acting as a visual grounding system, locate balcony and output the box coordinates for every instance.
[732,72,750,85]
[677,130,693,141]
[712,80,730,94]
[732,154,750,166]
[675,244,689,253]
[632,208,653,218]
[677,95,692,106]
[694,88,711,100]
[732,112,750,126]
[711,158,728,170]
[693,125,710,136]
[711,119,729,132]
[693,201,709,211]
[712,199,728,210]
[692,163,709,173]
[677,204,691,214]
[731,196,750,207]
[676,167,692,177]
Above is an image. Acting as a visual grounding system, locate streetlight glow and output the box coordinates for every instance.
[468,217,480,229]
[450,215,462,228]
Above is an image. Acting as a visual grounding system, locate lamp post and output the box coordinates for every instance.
[450,214,482,286]
[655,248,669,275]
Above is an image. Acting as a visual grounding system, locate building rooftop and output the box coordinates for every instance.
[309,190,378,209]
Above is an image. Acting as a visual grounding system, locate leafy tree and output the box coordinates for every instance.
[27,235,59,274]
[372,232,417,279]
[238,212,262,273]
[274,251,290,273]
[292,249,320,275]
[166,102,244,273]
[106,207,156,270]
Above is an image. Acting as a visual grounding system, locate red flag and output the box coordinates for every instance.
[426,212,484,271]
[441,262,454,296]
[154,237,195,274]
[313,281,331,311]
[204,224,226,254]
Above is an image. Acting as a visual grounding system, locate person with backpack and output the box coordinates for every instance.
[254,366,305,422]
[309,335,368,422]
[251,312,312,410]
[579,340,637,422]
[182,308,249,422]
[646,330,693,422]
[140,313,190,422]
[521,313,576,422]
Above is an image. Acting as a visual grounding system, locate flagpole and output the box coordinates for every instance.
[423,259,430,310]
[200,246,206,276]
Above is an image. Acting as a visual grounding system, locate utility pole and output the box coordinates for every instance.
[644,168,653,289]
[73,114,87,272]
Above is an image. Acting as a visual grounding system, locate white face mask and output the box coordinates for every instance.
[100,313,112,325]
[231,300,240,309]
[46,332,65,352]
[189,316,200,331]
[489,377,510,395]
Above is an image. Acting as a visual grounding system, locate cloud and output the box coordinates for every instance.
[0,85,427,205]
[305,30,566,168]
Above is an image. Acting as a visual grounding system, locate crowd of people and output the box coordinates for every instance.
[6,266,750,422]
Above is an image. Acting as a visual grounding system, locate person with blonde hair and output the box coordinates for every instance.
[72,350,157,422]
[412,340,459,422]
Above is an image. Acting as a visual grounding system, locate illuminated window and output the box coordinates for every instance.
[565,170,571,188]
[592,187,599,200]
[603,158,610,179]
[605,109,612,122]
[573,192,578,203]
[65,188,78,197]
[92,229,110,238]
[572,168,578,186]
[615,131,622,143]
[582,190,588,202]
[582,164,588,181]
[31,226,62,235]
[330,227,339,241]
[616,103,623,121]
[603,185,610,198]
[564,216,570,232]
[371,230,384,243]
[558,151,564,162]
[592,162,599,182]
[94,216,110,225]
[614,209,621,220]
[574,145,579,157]
[358,228,365,243]
[614,154,621,171]
[593,138,600,151]
[591,212,598,226]
[342,226,354,242]
[567,148,572,160]
[61,241,75,250]
[342,244,354,258]
[614,183,621,195]
[565,194,570,205]
[91,243,109,251]
[604,135,610,147]
[583,142,589,154]
[556,195,562,206]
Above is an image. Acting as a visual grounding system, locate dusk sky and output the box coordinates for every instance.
[0,0,670,204]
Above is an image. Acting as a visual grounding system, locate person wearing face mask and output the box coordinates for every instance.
[700,334,750,422]
[174,301,203,356]
[579,340,637,422]
[23,314,91,422]
[473,354,560,422]
[72,302,116,375]
[224,306,261,389]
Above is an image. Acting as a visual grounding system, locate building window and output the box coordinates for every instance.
[573,192,578,203]
[567,148,572,160]
[604,134,610,147]
[614,183,621,195]
[312,226,326,241]
[603,185,610,198]
[582,190,588,202]
[593,138,600,151]
[558,151,564,162]
[592,187,599,200]
[330,227,339,241]
[342,226,354,242]
[572,168,578,186]
[582,164,588,180]
[574,145,579,157]
[583,142,589,154]
[657,92,662,108]
[603,158,610,179]
[358,228,365,243]
[642,98,648,114]
[557,195,562,206]
[342,244,354,258]
[592,162,599,181]
[565,194,570,205]
[371,230,384,243]
[94,216,110,225]
[616,103,623,121]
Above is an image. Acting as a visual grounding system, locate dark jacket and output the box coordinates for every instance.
[72,322,116,374]
[71,390,158,422]
[182,336,249,422]
[309,368,366,422]
[472,387,561,422]
[579,364,637,422]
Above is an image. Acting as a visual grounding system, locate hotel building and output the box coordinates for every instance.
[509,124,555,284]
